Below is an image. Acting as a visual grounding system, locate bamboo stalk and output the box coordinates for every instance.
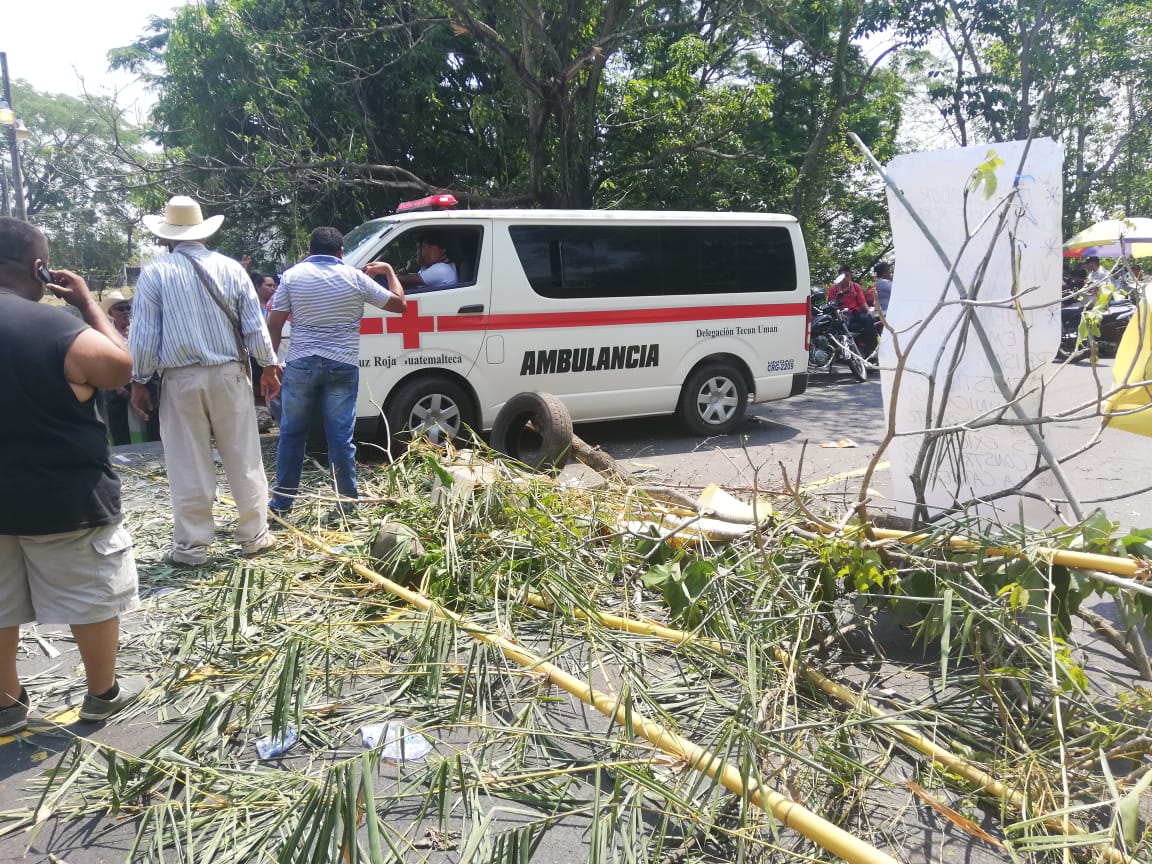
[525,591,727,652]
[865,527,1148,580]
[517,595,1133,864]
[275,517,900,864]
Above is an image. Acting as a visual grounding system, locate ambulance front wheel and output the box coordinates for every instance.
[678,361,749,436]
[385,376,476,451]
[491,391,574,472]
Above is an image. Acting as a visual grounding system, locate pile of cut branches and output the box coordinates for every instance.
[1,444,1149,864]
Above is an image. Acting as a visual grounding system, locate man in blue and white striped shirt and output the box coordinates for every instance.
[129,196,280,566]
[268,226,405,517]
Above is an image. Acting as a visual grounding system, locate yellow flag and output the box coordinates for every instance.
[1104,298,1152,437]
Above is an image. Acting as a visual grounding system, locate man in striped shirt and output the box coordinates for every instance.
[129,196,280,566]
[267,227,405,517]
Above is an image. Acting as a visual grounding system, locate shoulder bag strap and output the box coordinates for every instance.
[175,249,250,375]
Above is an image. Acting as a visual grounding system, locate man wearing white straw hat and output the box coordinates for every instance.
[129,195,281,566]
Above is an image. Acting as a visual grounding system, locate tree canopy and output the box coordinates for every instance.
[3,81,145,286]
[106,0,901,271]
[876,0,1152,234]
[4,0,1147,277]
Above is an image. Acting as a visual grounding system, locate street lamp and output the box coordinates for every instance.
[0,52,28,220]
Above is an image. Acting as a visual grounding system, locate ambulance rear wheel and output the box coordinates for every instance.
[385,377,476,450]
[491,391,573,472]
[678,362,748,436]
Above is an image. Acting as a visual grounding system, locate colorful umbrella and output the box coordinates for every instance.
[1063,217,1152,258]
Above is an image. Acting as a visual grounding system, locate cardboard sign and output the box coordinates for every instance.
[880,140,1063,526]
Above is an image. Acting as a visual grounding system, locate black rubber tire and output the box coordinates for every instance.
[491,391,574,471]
[677,361,749,436]
[385,377,476,450]
[847,349,868,382]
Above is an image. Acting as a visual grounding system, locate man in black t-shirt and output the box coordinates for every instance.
[0,218,147,734]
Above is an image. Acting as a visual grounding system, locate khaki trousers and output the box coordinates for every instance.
[159,362,270,563]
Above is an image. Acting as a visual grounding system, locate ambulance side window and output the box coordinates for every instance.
[509,225,795,299]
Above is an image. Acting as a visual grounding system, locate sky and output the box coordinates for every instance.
[4,0,193,118]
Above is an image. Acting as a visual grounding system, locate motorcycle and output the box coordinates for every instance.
[1057,295,1135,360]
[808,297,871,381]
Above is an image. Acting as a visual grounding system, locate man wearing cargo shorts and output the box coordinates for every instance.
[0,218,145,734]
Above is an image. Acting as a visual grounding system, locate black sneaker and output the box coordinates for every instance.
[79,676,148,721]
[0,689,30,735]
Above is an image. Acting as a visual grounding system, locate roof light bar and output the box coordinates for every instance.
[397,194,458,213]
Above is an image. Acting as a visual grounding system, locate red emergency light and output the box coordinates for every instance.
[396,194,458,213]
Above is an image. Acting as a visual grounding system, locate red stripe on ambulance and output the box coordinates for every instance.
[361,300,808,350]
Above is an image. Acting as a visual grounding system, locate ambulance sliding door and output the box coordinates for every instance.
[483,223,675,423]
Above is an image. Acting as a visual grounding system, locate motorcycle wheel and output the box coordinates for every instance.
[847,349,868,382]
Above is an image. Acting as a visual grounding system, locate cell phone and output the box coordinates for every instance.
[36,263,53,285]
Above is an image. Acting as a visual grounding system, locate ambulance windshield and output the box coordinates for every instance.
[341,219,395,265]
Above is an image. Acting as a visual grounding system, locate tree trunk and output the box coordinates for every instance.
[1015,15,1032,140]
[790,1,858,220]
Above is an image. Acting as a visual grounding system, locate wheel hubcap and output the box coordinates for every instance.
[409,394,461,443]
[696,377,738,425]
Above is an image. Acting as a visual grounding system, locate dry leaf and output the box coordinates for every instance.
[820,438,858,448]
[906,781,1004,849]
[414,828,460,850]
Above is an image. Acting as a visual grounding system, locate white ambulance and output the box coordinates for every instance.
[338,196,811,443]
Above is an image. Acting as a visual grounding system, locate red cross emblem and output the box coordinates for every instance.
[386,299,436,349]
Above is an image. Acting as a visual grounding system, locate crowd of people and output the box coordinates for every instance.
[827,262,892,320]
[94,261,283,444]
[121,196,407,565]
[0,196,408,732]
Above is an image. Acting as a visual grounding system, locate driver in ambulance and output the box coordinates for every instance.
[396,233,457,289]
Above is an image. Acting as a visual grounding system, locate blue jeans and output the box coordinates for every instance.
[271,356,359,513]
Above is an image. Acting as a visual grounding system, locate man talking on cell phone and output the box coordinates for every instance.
[0,218,147,733]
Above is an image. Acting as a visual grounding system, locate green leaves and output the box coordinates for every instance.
[839,546,888,594]
[640,559,716,628]
[1117,766,1152,849]
[967,150,1006,200]
[10,80,146,281]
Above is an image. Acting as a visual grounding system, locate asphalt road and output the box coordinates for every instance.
[575,356,1152,533]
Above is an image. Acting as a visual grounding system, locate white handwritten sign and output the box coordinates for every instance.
[880,140,1063,527]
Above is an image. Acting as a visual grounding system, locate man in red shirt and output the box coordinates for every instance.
[831,266,869,315]
[830,265,879,360]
